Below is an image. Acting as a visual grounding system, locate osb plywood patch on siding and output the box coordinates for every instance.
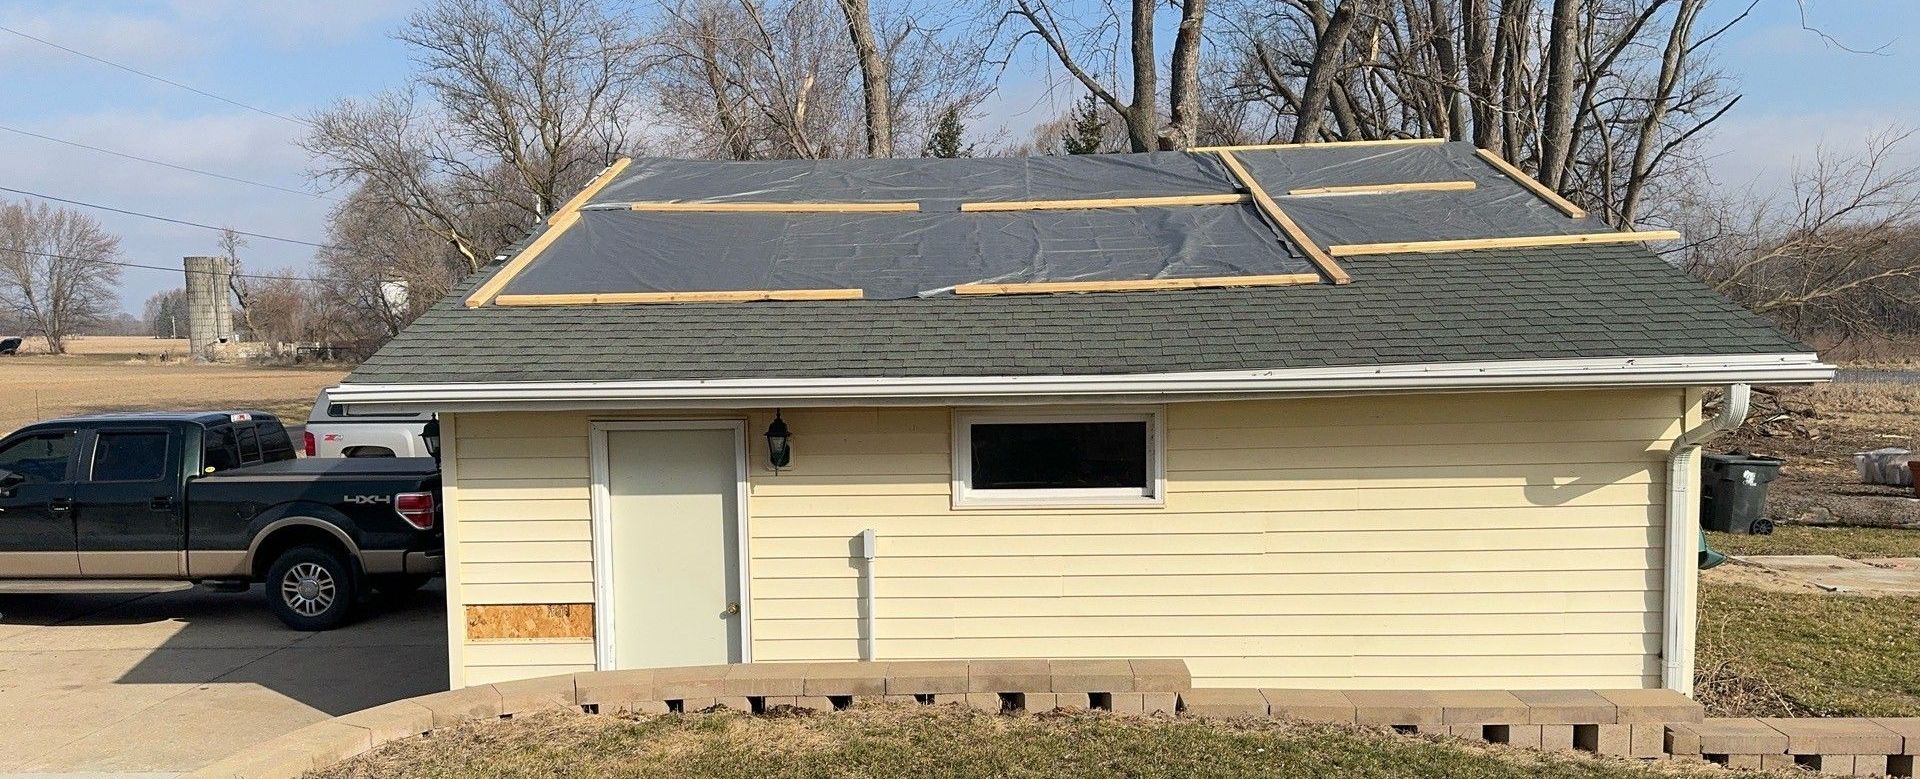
[466,603,595,640]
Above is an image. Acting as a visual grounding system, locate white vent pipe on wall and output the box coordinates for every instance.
[858,528,877,661]
[1663,384,1749,694]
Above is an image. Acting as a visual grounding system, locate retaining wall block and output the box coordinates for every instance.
[652,665,730,698]
[574,669,655,711]
[1260,689,1356,724]
[1444,725,1488,741]
[1179,688,1269,719]
[1431,690,1530,725]
[1724,754,1763,770]
[723,663,808,697]
[187,741,329,779]
[1344,690,1443,728]
[969,659,1051,693]
[1759,755,1798,770]
[1110,693,1177,715]
[1627,724,1666,759]
[1487,724,1543,749]
[964,692,1007,713]
[883,660,970,695]
[1849,754,1889,777]
[1049,659,1134,693]
[1597,689,1704,724]
[1128,659,1192,693]
[1871,718,1920,755]
[335,700,434,744]
[1694,718,1789,755]
[493,676,579,716]
[1664,723,1702,756]
[415,684,504,729]
[1574,724,1631,757]
[1764,717,1904,756]
[1513,690,1616,725]
[1541,725,1575,752]
[802,662,890,696]
[678,697,718,711]
[273,721,374,771]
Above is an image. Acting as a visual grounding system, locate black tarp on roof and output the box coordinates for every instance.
[493,141,1604,301]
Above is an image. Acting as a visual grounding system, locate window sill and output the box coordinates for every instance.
[949,494,1165,511]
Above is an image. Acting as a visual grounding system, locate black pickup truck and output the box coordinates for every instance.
[0,411,442,630]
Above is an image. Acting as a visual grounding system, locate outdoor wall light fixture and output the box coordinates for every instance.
[764,411,792,469]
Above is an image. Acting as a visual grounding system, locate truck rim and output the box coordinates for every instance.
[281,562,336,617]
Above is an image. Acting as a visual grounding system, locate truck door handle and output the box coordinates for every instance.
[150,496,176,510]
[48,498,73,513]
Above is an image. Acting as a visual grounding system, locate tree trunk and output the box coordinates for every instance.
[1160,0,1209,149]
[1125,0,1158,152]
[835,0,893,158]
[1293,0,1367,143]
[1463,0,1495,148]
[1537,0,1581,188]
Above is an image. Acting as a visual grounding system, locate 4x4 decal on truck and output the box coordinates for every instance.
[344,494,393,505]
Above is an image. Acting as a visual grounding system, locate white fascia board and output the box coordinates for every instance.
[330,353,1833,412]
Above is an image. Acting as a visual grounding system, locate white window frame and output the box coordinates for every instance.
[951,408,1165,509]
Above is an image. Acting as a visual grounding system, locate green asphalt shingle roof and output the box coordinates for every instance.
[348,242,1807,386]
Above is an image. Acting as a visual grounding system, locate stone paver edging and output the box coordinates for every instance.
[188,659,1911,779]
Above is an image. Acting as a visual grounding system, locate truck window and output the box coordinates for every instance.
[0,431,75,484]
[91,431,169,482]
[236,424,263,465]
[203,425,240,472]
[255,419,296,462]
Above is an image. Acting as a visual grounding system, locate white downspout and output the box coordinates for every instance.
[1662,383,1749,693]
[858,528,877,661]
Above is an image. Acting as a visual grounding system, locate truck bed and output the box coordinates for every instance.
[202,457,438,479]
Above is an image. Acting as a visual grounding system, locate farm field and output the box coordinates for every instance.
[1,336,343,433]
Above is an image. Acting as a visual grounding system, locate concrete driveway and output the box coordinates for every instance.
[0,583,446,777]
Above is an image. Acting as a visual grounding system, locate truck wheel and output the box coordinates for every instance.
[370,574,431,597]
[267,546,358,631]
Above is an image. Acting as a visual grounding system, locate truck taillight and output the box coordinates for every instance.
[394,492,436,530]
[303,430,316,457]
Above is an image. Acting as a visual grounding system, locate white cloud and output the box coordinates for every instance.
[1698,110,1920,193]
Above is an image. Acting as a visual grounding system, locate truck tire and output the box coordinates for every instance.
[267,546,358,631]
[370,573,431,597]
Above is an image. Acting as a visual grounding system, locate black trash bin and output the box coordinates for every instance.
[1701,452,1784,535]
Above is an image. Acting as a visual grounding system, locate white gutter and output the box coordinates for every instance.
[1662,383,1750,694]
[332,353,1832,411]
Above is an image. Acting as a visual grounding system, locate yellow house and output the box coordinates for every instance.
[331,140,1831,694]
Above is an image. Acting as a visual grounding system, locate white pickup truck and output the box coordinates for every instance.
[303,388,434,458]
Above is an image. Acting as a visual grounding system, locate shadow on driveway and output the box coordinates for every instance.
[0,582,446,774]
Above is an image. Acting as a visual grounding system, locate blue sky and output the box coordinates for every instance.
[0,0,1914,313]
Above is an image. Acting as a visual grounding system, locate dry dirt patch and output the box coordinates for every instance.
[1,354,342,432]
[1726,381,1919,528]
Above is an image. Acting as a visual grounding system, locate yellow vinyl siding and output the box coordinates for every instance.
[439,388,1688,689]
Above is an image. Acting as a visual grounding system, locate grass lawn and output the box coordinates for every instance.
[1708,526,1920,559]
[312,707,1757,779]
[1697,579,1920,717]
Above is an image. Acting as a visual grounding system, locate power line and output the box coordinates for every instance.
[0,123,335,202]
[0,245,330,283]
[0,184,336,250]
[0,24,311,127]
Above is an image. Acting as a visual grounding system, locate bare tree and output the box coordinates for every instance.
[143,288,187,339]
[1005,0,1210,151]
[651,0,988,160]
[1679,128,1920,346]
[0,199,123,354]
[305,0,646,273]
[1220,0,1743,225]
[837,0,895,156]
[314,185,468,347]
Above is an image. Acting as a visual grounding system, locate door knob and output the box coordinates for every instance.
[723,601,740,616]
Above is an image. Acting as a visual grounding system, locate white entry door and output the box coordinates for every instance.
[593,422,747,669]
